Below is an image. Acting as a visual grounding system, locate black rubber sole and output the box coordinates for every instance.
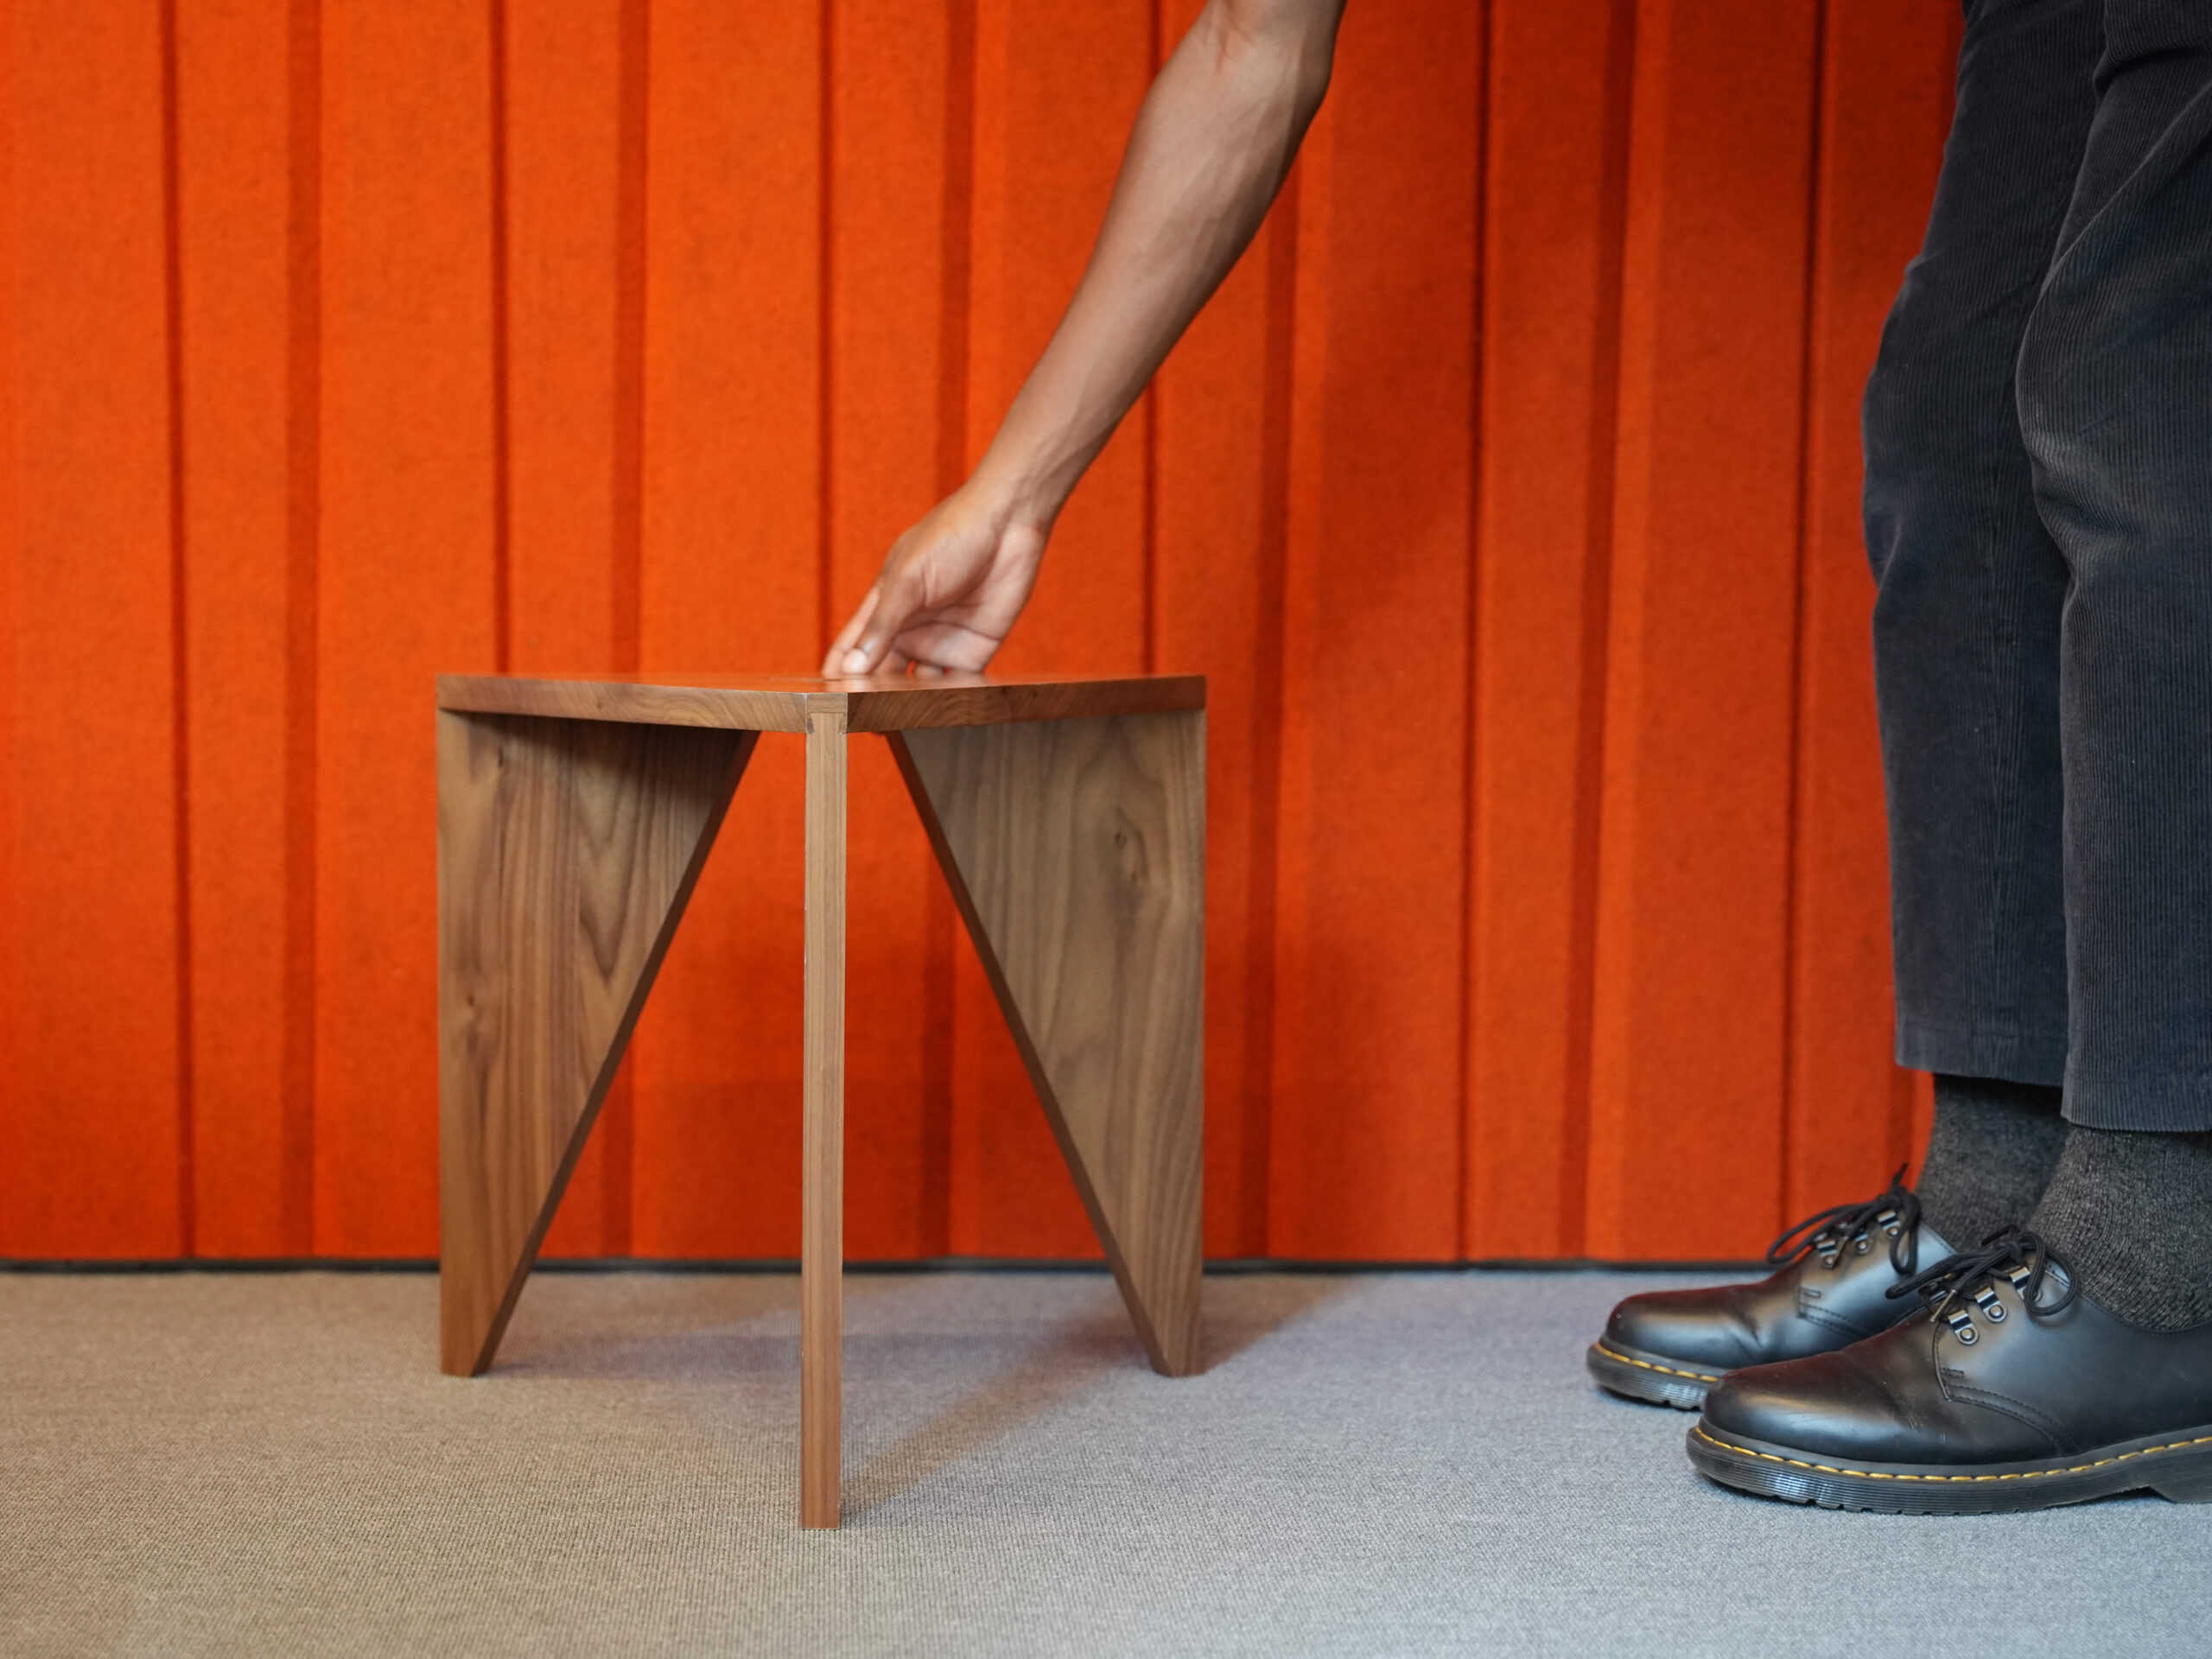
[1586,1340,1721,1410]
[1688,1420,2212,1514]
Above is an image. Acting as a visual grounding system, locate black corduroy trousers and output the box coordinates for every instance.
[1865,0,2212,1131]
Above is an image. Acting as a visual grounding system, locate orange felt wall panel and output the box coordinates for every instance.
[1585,0,1825,1257]
[4,2,182,1257]
[0,0,1957,1262]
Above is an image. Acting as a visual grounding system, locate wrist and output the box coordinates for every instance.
[966,437,1079,541]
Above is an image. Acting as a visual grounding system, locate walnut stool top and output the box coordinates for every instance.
[436,671,1205,734]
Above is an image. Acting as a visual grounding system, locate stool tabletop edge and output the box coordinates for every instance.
[435,675,810,731]
[845,673,1205,731]
[436,671,1205,732]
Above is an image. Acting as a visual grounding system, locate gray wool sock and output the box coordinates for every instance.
[1914,1074,2067,1248]
[2027,1124,2212,1331]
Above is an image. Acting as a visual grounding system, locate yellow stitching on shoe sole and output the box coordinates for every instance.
[1593,1342,1722,1385]
[1691,1422,2212,1484]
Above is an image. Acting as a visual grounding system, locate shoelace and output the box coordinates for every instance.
[1764,1168,1923,1276]
[1882,1225,2078,1342]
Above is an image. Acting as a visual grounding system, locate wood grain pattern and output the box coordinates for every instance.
[435,671,1205,733]
[893,711,1206,1375]
[800,705,847,1529]
[437,709,751,1376]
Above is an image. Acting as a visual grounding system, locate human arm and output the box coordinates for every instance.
[823,0,1345,677]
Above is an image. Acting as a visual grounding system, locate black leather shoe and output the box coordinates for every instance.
[1587,1177,1955,1408]
[1688,1228,2212,1513]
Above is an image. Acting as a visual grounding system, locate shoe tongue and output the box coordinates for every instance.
[1915,1219,1958,1264]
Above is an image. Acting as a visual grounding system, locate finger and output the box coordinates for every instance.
[845,565,925,676]
[821,587,880,676]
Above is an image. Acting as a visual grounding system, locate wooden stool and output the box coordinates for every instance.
[433,672,1206,1527]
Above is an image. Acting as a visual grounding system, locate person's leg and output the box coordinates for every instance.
[1863,0,2100,1232]
[1585,1,2102,1413]
[1687,0,2212,1513]
[2013,0,2212,1330]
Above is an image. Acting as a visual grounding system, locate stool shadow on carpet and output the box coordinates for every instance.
[461,1269,1357,1528]
[1198,1272,1351,1368]
[840,1274,1351,1521]
[491,1275,800,1382]
[842,1316,1135,1519]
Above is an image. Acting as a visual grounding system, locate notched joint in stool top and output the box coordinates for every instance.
[798,690,851,733]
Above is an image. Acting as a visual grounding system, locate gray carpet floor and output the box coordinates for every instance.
[3,1268,2206,1657]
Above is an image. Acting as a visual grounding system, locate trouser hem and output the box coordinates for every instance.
[1895,1020,2068,1088]
[2061,1066,2212,1133]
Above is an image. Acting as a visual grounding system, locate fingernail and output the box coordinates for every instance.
[842,649,870,675]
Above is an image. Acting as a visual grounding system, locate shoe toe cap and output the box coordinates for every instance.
[1699,1339,1999,1467]
[1701,1351,1896,1457]
[1605,1287,1762,1372]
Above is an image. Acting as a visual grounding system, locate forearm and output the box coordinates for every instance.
[972,0,1342,531]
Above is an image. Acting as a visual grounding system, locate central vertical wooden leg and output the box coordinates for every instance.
[801,703,849,1529]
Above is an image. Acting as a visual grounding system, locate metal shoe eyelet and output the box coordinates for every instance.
[1984,1303,2005,1323]
[1854,1238,1871,1255]
[1954,1323,1978,1344]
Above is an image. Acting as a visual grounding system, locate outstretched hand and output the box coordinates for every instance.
[823,0,1339,679]
[822,488,1048,677]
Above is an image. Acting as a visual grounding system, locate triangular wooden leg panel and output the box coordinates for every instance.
[891,711,1205,1375]
[437,710,755,1376]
